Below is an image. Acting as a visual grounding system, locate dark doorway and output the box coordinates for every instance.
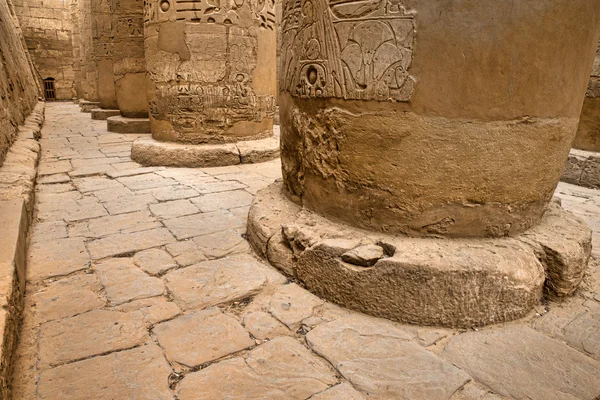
[43,78,56,101]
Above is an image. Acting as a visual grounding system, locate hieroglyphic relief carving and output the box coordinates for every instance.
[144,0,277,142]
[92,40,113,60]
[280,0,416,101]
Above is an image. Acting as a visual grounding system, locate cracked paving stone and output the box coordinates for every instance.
[86,227,175,259]
[268,283,325,331]
[37,345,173,400]
[306,316,470,400]
[191,189,254,212]
[27,237,89,281]
[117,173,177,191]
[154,307,254,368]
[95,258,165,305]
[38,309,148,368]
[441,325,600,400]
[32,273,105,323]
[242,311,291,340]
[133,248,178,276]
[173,229,250,261]
[72,175,125,193]
[140,184,199,201]
[114,297,181,325]
[163,209,245,240]
[149,199,199,219]
[68,210,162,238]
[311,383,366,399]
[164,254,285,310]
[177,337,338,400]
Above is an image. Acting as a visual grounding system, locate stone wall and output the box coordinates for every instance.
[14,0,75,100]
[0,0,39,166]
[573,41,600,151]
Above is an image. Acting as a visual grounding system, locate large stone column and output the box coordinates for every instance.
[248,0,600,328]
[70,0,83,99]
[78,0,98,102]
[91,0,118,110]
[131,0,279,167]
[111,0,148,118]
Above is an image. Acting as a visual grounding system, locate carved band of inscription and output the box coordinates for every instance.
[281,0,416,102]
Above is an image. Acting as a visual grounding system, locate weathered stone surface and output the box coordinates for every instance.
[149,199,199,219]
[268,283,324,331]
[248,182,547,327]
[311,383,366,400]
[27,237,89,281]
[341,244,385,267]
[87,227,175,259]
[306,316,470,399]
[163,210,244,240]
[132,137,241,168]
[91,109,121,120]
[518,202,592,297]
[107,116,150,133]
[441,325,600,399]
[154,308,254,367]
[165,239,208,267]
[37,345,173,400]
[133,248,177,276]
[178,337,337,400]
[172,229,250,261]
[117,173,177,191]
[237,135,280,164]
[114,297,181,325]
[191,189,254,212]
[533,300,600,360]
[68,210,161,238]
[242,311,291,340]
[32,274,104,323]
[95,258,165,305]
[164,255,284,310]
[38,309,148,368]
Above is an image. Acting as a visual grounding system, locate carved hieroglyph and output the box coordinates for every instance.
[92,0,118,108]
[112,0,149,117]
[143,0,277,144]
[280,0,415,101]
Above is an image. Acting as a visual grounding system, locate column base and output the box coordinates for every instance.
[107,116,151,133]
[91,109,120,120]
[131,133,279,168]
[80,101,100,113]
[562,148,600,189]
[247,182,592,328]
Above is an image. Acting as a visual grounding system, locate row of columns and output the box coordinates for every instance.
[68,0,600,327]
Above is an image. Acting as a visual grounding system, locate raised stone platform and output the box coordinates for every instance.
[562,148,600,189]
[107,116,150,133]
[131,128,279,168]
[91,109,120,121]
[247,182,592,328]
[80,101,99,113]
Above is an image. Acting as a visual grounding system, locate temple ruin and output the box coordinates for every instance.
[0,0,599,398]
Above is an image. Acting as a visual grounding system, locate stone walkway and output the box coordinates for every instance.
[11,102,600,399]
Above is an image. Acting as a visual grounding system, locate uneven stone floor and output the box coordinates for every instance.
[11,102,600,399]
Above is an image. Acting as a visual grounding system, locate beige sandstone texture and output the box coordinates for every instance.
[107,115,151,133]
[13,0,76,99]
[111,0,148,117]
[91,0,118,109]
[7,103,600,399]
[574,40,600,152]
[77,0,98,101]
[279,0,600,238]
[143,0,276,144]
[0,0,39,166]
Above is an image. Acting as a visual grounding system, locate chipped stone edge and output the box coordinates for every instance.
[79,101,99,113]
[561,148,600,189]
[0,101,44,399]
[130,134,279,168]
[247,181,592,329]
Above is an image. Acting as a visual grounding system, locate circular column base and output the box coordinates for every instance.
[107,116,151,133]
[131,134,279,168]
[91,109,120,120]
[247,182,592,328]
[80,101,100,113]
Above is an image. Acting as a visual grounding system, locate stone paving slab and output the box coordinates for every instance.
[37,345,173,400]
[154,307,254,368]
[27,237,89,281]
[86,227,176,259]
[441,325,600,399]
[38,309,148,368]
[163,209,245,240]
